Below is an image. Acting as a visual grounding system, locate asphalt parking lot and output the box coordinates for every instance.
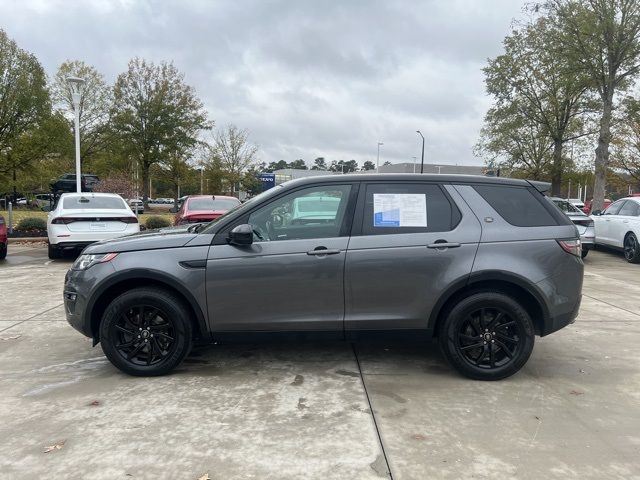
[0,245,639,479]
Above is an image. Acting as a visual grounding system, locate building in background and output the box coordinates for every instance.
[373,162,485,175]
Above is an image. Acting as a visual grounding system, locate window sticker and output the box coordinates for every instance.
[373,193,427,227]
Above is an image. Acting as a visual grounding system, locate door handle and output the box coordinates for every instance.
[307,247,341,256]
[427,241,461,249]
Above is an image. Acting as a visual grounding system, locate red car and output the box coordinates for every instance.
[174,195,241,225]
[0,214,7,260]
[583,198,612,215]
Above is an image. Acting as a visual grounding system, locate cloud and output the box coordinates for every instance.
[0,0,526,166]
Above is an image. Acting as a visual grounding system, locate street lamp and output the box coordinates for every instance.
[376,142,384,172]
[66,76,85,192]
[412,156,417,174]
[416,130,425,174]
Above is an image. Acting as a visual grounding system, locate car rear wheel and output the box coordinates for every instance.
[100,287,193,376]
[438,292,535,380]
[581,247,589,259]
[47,243,60,259]
[0,243,6,260]
[624,233,640,263]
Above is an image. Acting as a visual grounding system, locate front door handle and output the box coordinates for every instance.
[307,247,341,256]
[427,241,461,249]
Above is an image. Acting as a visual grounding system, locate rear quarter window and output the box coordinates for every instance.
[473,185,569,227]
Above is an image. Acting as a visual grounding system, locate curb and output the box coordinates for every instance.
[8,237,48,244]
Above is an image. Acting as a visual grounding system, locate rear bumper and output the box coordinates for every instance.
[53,241,94,251]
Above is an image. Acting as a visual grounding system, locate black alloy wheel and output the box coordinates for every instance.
[113,305,177,367]
[456,307,522,370]
[624,233,640,263]
[100,287,192,376]
[439,291,535,380]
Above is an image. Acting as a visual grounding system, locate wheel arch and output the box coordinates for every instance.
[85,269,210,345]
[429,271,550,337]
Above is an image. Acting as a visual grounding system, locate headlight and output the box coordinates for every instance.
[71,253,118,270]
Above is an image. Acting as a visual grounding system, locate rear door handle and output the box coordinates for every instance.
[307,247,341,256]
[427,241,461,249]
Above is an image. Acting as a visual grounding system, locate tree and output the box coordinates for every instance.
[361,160,376,171]
[210,124,258,194]
[383,161,392,166]
[311,157,327,170]
[288,159,307,170]
[329,159,358,173]
[111,58,212,204]
[482,15,592,194]
[476,104,554,180]
[0,29,50,161]
[92,173,136,199]
[546,0,640,208]
[266,160,288,172]
[51,60,112,161]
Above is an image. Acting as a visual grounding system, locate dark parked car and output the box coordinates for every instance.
[50,173,100,193]
[64,174,583,379]
[0,214,6,260]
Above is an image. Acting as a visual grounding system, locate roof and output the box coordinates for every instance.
[186,195,239,200]
[59,192,121,197]
[280,173,545,189]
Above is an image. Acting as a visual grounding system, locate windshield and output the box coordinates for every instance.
[552,199,583,214]
[200,186,284,234]
[63,196,127,210]
[188,197,240,211]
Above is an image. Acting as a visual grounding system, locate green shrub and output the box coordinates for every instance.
[144,216,172,229]
[16,216,47,231]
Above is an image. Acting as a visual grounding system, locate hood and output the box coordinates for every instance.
[84,228,199,254]
[184,210,226,217]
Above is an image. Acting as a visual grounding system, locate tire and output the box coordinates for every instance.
[100,287,193,376]
[581,247,589,259]
[624,233,640,264]
[47,243,60,260]
[0,243,6,260]
[438,292,535,381]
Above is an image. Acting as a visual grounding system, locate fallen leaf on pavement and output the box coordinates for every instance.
[89,400,100,406]
[569,390,584,395]
[44,441,65,453]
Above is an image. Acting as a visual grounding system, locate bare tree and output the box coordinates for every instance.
[209,125,258,195]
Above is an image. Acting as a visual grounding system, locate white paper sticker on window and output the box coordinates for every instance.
[373,193,427,227]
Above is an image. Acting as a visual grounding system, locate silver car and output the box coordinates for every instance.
[63,174,583,380]
[549,197,595,258]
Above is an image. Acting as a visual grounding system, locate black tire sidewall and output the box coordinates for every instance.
[625,233,640,263]
[439,292,535,381]
[100,288,192,376]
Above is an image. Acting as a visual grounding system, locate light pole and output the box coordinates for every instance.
[416,130,425,174]
[66,76,85,192]
[200,167,204,194]
[376,142,384,172]
[412,156,417,173]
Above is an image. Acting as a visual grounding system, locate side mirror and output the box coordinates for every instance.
[169,207,178,213]
[592,209,602,216]
[41,206,51,212]
[228,224,253,246]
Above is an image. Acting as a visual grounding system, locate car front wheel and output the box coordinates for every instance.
[439,292,535,380]
[624,233,640,263]
[100,287,193,376]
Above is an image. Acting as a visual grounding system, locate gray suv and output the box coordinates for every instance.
[64,174,583,380]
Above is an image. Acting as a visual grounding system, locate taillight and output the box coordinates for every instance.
[573,218,594,228]
[51,217,76,225]
[557,239,582,257]
[120,217,138,224]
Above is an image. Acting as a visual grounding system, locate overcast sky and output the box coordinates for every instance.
[1,0,527,167]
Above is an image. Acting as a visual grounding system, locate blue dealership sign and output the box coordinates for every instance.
[258,173,276,191]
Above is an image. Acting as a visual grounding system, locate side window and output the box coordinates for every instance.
[248,185,352,242]
[604,200,625,215]
[616,201,640,216]
[473,185,560,227]
[362,183,459,235]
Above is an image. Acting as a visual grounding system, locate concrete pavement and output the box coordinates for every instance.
[0,245,639,479]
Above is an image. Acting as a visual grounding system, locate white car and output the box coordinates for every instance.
[47,193,140,259]
[592,197,640,263]
[127,198,144,214]
[568,198,585,211]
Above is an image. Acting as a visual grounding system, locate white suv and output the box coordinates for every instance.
[47,193,140,259]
